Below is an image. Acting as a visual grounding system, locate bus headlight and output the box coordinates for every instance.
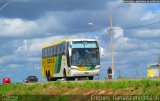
[71,66,78,70]
[95,66,100,70]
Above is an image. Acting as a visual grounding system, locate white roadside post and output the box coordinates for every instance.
[109,15,115,79]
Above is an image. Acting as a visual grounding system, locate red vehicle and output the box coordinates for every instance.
[2,78,11,84]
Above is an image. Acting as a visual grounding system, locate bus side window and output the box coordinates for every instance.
[47,48,49,58]
[48,47,50,57]
[59,44,62,55]
[57,45,59,56]
[46,48,49,58]
[66,42,70,67]
[45,48,48,58]
[45,48,47,58]
[54,46,56,56]
[59,44,61,55]
[49,47,52,57]
[55,45,57,56]
[63,43,66,55]
[50,47,52,57]
[43,48,46,58]
[65,42,68,55]
[42,49,44,58]
[52,46,54,56]
[48,48,50,58]
[62,43,65,55]
[57,44,60,55]
[43,49,45,58]
[61,43,63,55]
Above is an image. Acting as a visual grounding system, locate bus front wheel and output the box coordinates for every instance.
[66,77,75,81]
[63,69,66,77]
[88,76,93,80]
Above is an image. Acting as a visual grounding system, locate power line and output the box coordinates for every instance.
[0,0,13,12]
[124,21,160,30]
[90,20,160,32]
[108,21,160,30]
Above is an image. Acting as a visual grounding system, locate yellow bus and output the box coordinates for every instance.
[42,39,103,81]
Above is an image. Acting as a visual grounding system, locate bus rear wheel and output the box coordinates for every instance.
[51,78,57,81]
[66,77,75,81]
[46,71,51,81]
[88,76,93,80]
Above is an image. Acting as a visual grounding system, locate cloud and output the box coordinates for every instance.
[0,15,64,38]
[134,29,160,38]
[1,0,113,20]
[104,27,138,52]
[14,36,65,56]
[0,54,40,65]
[8,64,23,68]
[141,11,155,21]
[0,1,151,39]
[0,55,22,64]
[0,18,37,37]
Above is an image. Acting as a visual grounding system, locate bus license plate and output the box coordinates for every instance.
[84,72,89,74]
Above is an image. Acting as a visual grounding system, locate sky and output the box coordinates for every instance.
[0,0,160,83]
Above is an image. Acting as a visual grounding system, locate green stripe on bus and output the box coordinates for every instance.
[54,56,58,73]
[87,66,95,70]
[57,55,62,73]
[54,57,57,73]
[54,55,62,73]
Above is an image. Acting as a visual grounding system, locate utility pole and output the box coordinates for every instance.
[109,15,115,79]
[158,54,160,64]
[118,69,121,79]
[32,64,35,76]
[136,64,139,78]
[157,54,160,77]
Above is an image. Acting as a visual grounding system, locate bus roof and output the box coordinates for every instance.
[43,38,97,48]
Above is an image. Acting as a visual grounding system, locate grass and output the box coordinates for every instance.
[1,79,160,101]
[0,79,160,95]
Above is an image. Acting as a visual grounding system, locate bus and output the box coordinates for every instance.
[42,39,103,81]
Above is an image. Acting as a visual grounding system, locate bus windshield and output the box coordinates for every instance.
[71,48,100,66]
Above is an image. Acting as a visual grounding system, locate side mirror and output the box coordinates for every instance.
[24,79,27,82]
[69,48,72,57]
[100,47,104,56]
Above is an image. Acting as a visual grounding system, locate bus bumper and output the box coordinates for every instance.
[70,70,100,76]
